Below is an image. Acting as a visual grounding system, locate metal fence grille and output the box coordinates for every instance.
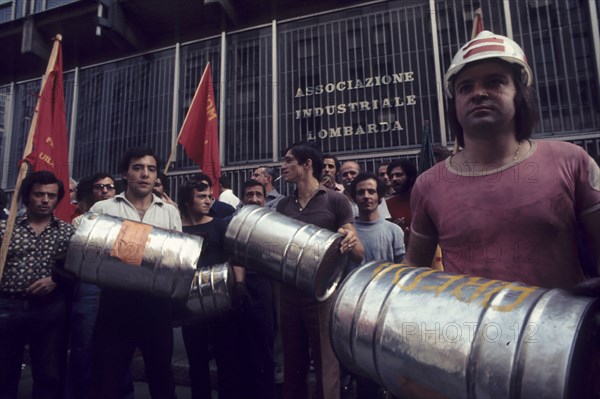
[217,153,422,198]
[0,0,598,193]
[510,0,600,136]
[0,84,12,180]
[74,49,175,179]
[434,0,600,142]
[7,80,41,185]
[226,27,273,165]
[278,0,440,158]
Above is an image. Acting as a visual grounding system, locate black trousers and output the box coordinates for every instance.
[88,290,176,399]
[237,274,276,399]
[182,314,242,399]
[0,292,68,399]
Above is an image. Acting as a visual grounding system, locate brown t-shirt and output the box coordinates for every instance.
[277,185,355,299]
[276,185,354,232]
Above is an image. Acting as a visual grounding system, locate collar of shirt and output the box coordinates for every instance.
[267,189,281,199]
[16,213,60,229]
[114,192,165,208]
[292,184,327,201]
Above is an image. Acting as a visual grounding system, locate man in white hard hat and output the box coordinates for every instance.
[407,30,600,289]
[401,29,600,399]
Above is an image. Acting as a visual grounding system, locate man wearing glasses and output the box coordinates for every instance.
[91,177,116,202]
[66,172,116,399]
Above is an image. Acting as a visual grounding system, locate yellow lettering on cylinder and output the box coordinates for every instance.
[400,269,437,291]
[371,262,410,283]
[419,274,464,296]
[490,284,539,312]
[371,262,393,276]
[451,277,506,304]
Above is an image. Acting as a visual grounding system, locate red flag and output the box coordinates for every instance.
[22,35,71,222]
[178,63,221,196]
[471,7,484,39]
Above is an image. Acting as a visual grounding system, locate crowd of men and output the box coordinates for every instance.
[0,30,599,399]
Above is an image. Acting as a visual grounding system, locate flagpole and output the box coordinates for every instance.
[453,8,483,155]
[0,35,63,282]
[164,62,211,174]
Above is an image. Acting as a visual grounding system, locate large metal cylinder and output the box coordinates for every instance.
[331,261,599,398]
[65,212,202,301]
[171,262,235,324]
[185,262,235,316]
[224,205,346,301]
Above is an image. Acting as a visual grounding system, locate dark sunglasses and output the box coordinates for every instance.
[93,183,116,190]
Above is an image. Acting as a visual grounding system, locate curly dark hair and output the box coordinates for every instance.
[348,173,386,205]
[387,159,418,194]
[20,171,65,206]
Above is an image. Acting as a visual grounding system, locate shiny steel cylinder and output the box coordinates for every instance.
[65,212,202,301]
[331,261,599,399]
[184,262,235,316]
[224,205,346,301]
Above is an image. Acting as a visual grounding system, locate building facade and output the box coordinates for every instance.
[1,0,599,196]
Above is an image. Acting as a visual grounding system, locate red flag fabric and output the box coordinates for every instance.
[471,7,484,39]
[22,36,71,222]
[178,63,221,196]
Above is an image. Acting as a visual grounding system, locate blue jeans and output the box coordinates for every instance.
[0,292,67,399]
[65,283,100,399]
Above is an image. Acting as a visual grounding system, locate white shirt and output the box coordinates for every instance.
[90,192,182,231]
[219,189,240,208]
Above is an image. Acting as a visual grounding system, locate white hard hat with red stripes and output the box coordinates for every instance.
[444,30,533,98]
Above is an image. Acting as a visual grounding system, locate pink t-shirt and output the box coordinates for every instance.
[411,140,600,289]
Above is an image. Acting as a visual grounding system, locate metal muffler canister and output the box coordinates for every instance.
[331,261,599,398]
[224,205,346,301]
[172,262,235,324]
[65,212,202,301]
[185,262,235,316]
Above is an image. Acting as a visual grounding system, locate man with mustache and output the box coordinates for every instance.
[252,166,283,209]
[339,161,391,220]
[385,158,417,245]
[235,179,277,399]
[348,172,405,270]
[377,163,394,198]
[321,154,344,192]
[346,171,405,398]
[0,171,74,398]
